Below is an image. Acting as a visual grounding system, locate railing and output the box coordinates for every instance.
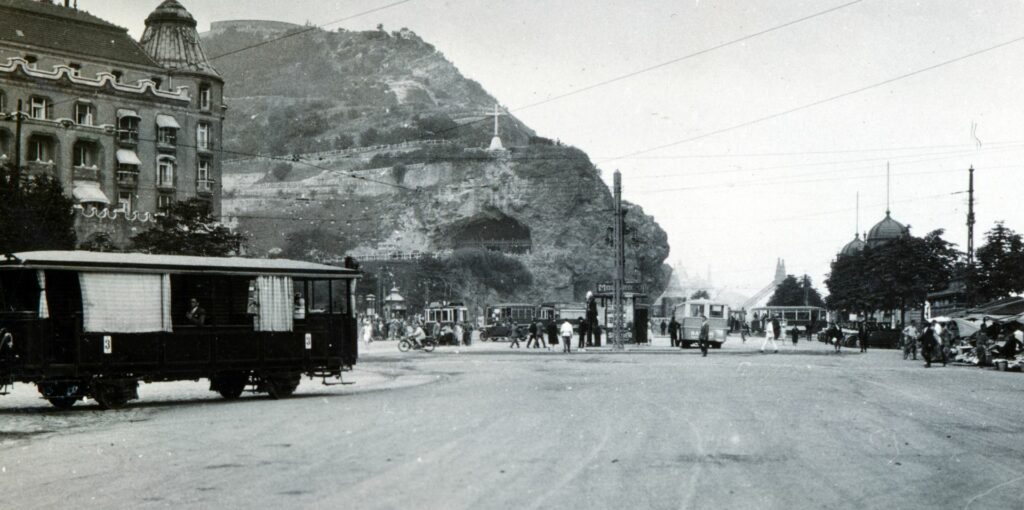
[156,179,175,191]
[118,130,138,145]
[73,166,99,181]
[116,170,139,187]
[197,179,215,195]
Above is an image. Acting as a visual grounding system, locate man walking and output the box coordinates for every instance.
[560,320,574,353]
[698,314,711,357]
[761,316,779,353]
[669,316,680,347]
[827,322,843,353]
[902,320,919,360]
[858,321,868,353]
[546,320,559,347]
[526,321,539,348]
[578,317,589,350]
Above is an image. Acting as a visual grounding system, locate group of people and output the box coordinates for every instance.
[358,316,475,347]
[507,317,602,353]
[900,318,1024,368]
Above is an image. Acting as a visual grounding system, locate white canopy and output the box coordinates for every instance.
[116,149,142,166]
[116,108,140,119]
[72,181,109,205]
[156,114,181,129]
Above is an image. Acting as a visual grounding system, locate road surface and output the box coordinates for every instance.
[1,336,1022,509]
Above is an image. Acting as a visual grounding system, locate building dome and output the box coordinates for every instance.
[839,233,866,257]
[140,0,221,78]
[866,211,908,248]
[384,287,405,304]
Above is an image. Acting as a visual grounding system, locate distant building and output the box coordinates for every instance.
[0,0,224,244]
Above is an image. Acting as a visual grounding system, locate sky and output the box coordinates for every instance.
[79,0,1024,297]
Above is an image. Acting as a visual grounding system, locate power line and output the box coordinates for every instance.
[601,34,1024,163]
[208,0,419,61]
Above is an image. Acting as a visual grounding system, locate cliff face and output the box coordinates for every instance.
[211,21,671,303]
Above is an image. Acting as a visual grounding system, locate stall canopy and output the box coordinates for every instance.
[116,149,142,166]
[72,181,109,205]
[79,273,172,333]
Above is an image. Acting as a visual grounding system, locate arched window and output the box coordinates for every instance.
[198,84,211,111]
[157,155,175,189]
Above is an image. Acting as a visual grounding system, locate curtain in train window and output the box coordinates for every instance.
[79,273,172,333]
[255,275,293,332]
[36,270,49,319]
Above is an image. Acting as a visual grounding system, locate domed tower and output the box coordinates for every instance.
[140,0,224,213]
[866,211,909,248]
[838,233,866,257]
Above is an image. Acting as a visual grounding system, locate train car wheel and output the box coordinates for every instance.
[398,339,412,352]
[47,397,77,410]
[213,372,248,400]
[91,380,137,410]
[266,374,300,399]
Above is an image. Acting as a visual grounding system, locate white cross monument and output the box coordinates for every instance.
[487,104,506,151]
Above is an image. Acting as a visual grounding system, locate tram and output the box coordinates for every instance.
[672,298,730,348]
[750,306,826,333]
[537,302,586,324]
[0,251,360,409]
[425,301,469,324]
[482,303,537,340]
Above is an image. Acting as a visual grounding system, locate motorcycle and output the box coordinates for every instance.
[398,335,436,353]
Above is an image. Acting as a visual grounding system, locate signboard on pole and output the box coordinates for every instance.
[596,281,646,295]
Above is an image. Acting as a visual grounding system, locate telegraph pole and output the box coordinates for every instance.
[612,170,625,350]
[967,165,976,265]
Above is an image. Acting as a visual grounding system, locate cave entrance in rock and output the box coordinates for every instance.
[451,214,532,254]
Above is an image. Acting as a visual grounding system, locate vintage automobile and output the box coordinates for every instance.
[0,251,360,409]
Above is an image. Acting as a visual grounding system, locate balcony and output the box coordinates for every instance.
[197,178,215,196]
[72,166,100,181]
[157,178,175,192]
[116,169,139,188]
[117,130,139,146]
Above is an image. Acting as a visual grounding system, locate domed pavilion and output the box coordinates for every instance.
[865,210,909,248]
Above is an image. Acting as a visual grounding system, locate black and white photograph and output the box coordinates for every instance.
[1,0,1023,508]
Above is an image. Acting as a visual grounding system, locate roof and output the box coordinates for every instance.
[140,0,221,78]
[2,251,359,278]
[866,211,909,247]
[839,233,866,257]
[0,0,161,69]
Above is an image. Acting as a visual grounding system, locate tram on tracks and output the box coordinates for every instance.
[750,305,826,332]
[425,301,469,324]
[672,298,730,349]
[482,303,537,340]
[0,251,360,409]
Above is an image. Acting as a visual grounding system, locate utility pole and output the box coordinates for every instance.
[967,165,975,265]
[613,170,624,350]
[13,99,23,190]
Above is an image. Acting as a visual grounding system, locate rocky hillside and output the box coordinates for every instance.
[202,21,535,156]
[211,21,671,306]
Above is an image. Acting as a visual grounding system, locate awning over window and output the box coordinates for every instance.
[156,114,180,129]
[72,181,110,205]
[116,149,142,166]
[79,273,172,333]
[116,108,139,119]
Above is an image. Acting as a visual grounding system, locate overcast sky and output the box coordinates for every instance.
[81,0,1024,297]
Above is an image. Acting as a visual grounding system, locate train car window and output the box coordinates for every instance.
[0,270,40,313]
[331,280,348,315]
[784,311,797,320]
[797,311,810,321]
[709,305,725,318]
[310,280,330,314]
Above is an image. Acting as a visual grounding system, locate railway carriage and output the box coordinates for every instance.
[0,251,360,409]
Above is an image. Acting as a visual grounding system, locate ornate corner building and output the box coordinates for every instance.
[0,0,224,244]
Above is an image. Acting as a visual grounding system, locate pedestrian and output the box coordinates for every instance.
[536,320,548,349]
[509,324,522,348]
[698,314,711,357]
[660,320,667,336]
[807,317,817,341]
[578,317,588,350]
[761,316,780,353]
[740,320,749,343]
[858,321,868,353]
[546,320,559,347]
[594,323,602,347]
[669,316,680,347]
[902,320,919,360]
[453,322,465,347]
[790,325,800,346]
[527,321,539,348]
[560,320,574,353]
[586,292,598,346]
[361,319,373,347]
[931,320,947,366]
[919,324,937,368]
[827,322,843,353]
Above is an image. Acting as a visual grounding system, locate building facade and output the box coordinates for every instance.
[0,0,224,243]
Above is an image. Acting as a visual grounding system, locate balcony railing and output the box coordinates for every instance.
[157,179,175,192]
[197,178,215,196]
[72,166,100,181]
[118,130,139,145]
[116,169,139,188]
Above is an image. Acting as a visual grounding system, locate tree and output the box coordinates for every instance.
[280,227,347,262]
[690,289,710,300]
[0,163,76,253]
[769,275,825,307]
[973,222,1024,302]
[130,199,246,256]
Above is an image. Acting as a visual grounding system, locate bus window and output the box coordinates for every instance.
[331,280,347,315]
[690,304,703,317]
[797,311,810,321]
[709,305,725,318]
[784,311,797,320]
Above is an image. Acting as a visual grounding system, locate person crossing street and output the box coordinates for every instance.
[761,316,780,353]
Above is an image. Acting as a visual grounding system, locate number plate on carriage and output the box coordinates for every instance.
[304,333,312,349]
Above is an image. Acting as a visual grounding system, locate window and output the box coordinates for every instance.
[158,127,176,145]
[196,123,210,150]
[157,194,172,211]
[197,159,210,181]
[111,70,123,83]
[117,113,139,144]
[72,141,96,167]
[68,63,81,76]
[709,305,725,319]
[151,77,162,89]
[29,96,51,120]
[157,156,175,188]
[117,192,133,214]
[27,136,53,163]
[24,55,37,68]
[199,85,211,110]
[74,103,94,125]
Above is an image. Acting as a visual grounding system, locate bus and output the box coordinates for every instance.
[672,299,730,348]
[0,251,360,409]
